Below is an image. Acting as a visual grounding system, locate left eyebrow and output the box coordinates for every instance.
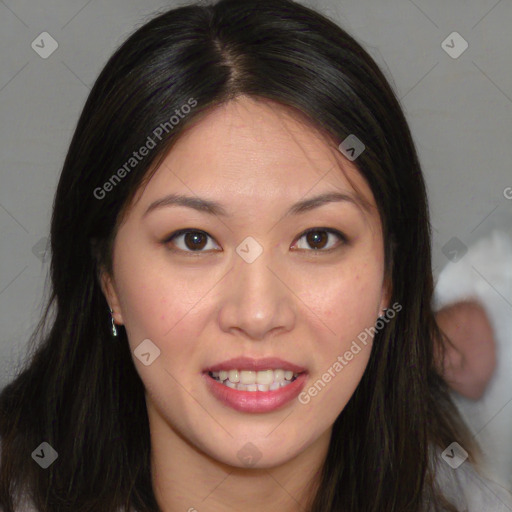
[143,191,371,218]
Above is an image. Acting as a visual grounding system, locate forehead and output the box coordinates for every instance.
[130,95,378,222]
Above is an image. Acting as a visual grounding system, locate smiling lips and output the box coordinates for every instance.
[203,357,308,413]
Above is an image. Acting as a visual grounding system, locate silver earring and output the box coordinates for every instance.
[109,307,118,337]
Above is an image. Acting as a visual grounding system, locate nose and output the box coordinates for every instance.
[217,245,296,341]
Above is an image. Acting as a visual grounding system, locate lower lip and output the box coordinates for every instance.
[203,372,308,413]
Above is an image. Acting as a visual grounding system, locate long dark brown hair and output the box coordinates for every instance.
[0,0,479,510]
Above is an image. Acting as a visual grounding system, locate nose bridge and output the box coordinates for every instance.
[218,237,295,339]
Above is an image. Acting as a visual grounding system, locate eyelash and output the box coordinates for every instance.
[162,227,347,256]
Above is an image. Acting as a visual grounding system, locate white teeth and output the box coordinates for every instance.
[209,368,302,391]
[240,370,256,385]
[232,380,293,392]
[260,381,292,391]
[274,369,285,382]
[228,369,240,383]
[256,369,274,385]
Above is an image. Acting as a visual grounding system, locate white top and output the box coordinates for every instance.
[428,453,512,510]
[433,225,512,488]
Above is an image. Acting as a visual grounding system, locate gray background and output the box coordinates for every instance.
[1,0,511,487]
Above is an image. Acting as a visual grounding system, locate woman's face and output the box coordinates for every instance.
[101,95,390,468]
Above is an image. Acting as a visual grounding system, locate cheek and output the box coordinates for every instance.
[115,269,205,397]
[112,240,202,350]
[120,277,200,344]
[307,261,383,336]
[299,266,381,423]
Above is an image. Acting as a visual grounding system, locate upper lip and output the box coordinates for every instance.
[203,357,307,374]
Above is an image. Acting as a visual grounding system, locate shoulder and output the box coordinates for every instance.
[432,451,512,511]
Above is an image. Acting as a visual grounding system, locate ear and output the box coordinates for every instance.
[99,268,125,326]
[378,273,393,315]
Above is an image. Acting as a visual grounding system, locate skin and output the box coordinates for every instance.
[101,95,391,512]
[435,299,496,400]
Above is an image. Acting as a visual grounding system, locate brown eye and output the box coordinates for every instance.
[306,230,329,250]
[293,228,346,252]
[183,231,207,250]
[165,229,220,253]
